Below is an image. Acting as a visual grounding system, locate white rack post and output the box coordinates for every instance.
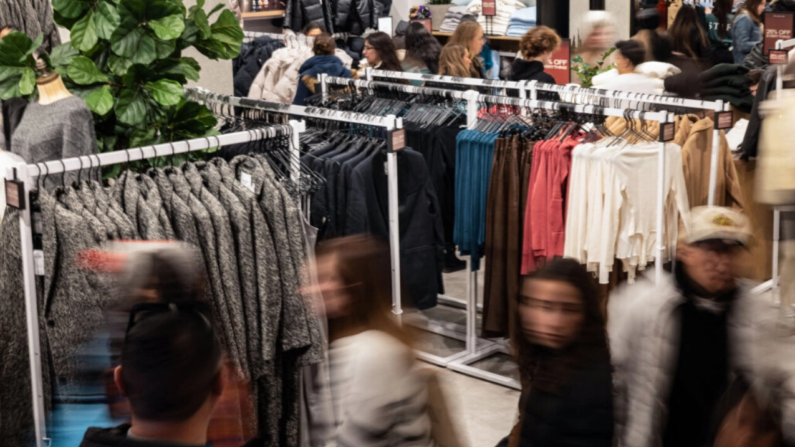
[289,120,306,184]
[387,115,404,320]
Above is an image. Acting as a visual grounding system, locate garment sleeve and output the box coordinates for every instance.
[597,162,623,284]
[521,142,543,274]
[733,15,760,55]
[721,131,746,211]
[564,147,585,262]
[248,62,269,99]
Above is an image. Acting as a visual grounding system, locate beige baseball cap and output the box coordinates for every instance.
[685,206,752,246]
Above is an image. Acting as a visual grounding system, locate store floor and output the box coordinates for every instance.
[406,258,522,446]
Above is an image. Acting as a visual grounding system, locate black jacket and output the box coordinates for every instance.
[79,424,208,447]
[233,37,285,98]
[740,65,777,160]
[346,148,445,310]
[335,0,385,35]
[285,0,334,33]
[508,59,560,100]
[518,351,614,447]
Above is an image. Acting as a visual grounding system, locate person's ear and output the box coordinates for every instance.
[114,366,128,397]
[677,243,692,263]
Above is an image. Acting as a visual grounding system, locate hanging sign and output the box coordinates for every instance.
[769,49,789,64]
[715,111,734,130]
[388,129,406,152]
[543,39,571,85]
[5,178,25,210]
[659,122,676,142]
[764,12,794,55]
[482,0,496,16]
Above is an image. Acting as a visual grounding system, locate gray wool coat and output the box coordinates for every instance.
[77,182,120,240]
[56,186,110,245]
[182,162,248,377]
[98,183,138,240]
[111,172,172,240]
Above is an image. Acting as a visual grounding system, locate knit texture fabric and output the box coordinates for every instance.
[0,0,62,53]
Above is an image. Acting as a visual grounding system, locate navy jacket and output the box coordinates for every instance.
[292,55,351,106]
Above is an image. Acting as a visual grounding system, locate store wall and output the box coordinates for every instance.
[569,0,631,48]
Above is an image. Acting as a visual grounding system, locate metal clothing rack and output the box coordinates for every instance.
[751,38,795,300]
[242,30,355,45]
[320,74,674,389]
[367,68,732,207]
[6,124,302,447]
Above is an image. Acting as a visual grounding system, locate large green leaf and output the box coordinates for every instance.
[0,66,26,83]
[52,0,91,19]
[129,128,157,149]
[26,34,44,59]
[131,33,158,64]
[115,88,147,125]
[85,85,115,115]
[118,0,146,22]
[206,3,225,18]
[153,37,176,59]
[180,57,201,81]
[67,56,109,85]
[108,54,133,76]
[110,20,143,57]
[144,79,182,106]
[18,68,35,95]
[50,43,80,68]
[210,10,243,45]
[177,19,201,49]
[0,31,35,66]
[146,1,183,20]
[71,11,99,52]
[192,9,211,39]
[95,2,121,40]
[148,14,185,40]
[122,64,156,87]
[0,76,22,100]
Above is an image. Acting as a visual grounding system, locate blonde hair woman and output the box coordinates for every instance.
[438,44,472,77]
[447,21,485,78]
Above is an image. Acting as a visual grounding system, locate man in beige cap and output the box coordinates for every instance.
[608,206,779,447]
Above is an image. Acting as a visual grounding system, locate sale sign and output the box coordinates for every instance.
[764,12,794,55]
[482,0,496,16]
[543,38,571,85]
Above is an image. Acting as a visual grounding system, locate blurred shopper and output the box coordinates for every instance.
[448,21,487,78]
[438,44,471,77]
[609,206,769,447]
[363,31,403,72]
[403,22,442,76]
[301,22,325,37]
[293,33,351,106]
[573,14,616,85]
[703,0,735,64]
[732,0,764,64]
[313,235,434,447]
[508,26,561,100]
[593,40,661,94]
[79,301,224,447]
[498,258,614,447]
[668,5,710,61]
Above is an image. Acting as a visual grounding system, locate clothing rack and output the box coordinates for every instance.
[752,38,795,300]
[366,68,731,207]
[321,74,674,389]
[242,30,355,44]
[5,124,303,447]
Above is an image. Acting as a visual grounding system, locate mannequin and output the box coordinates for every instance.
[35,58,72,105]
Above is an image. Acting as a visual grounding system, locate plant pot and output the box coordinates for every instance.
[426,4,452,32]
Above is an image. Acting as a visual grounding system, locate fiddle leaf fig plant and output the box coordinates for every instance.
[0,0,243,169]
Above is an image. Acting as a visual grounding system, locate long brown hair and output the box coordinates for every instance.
[316,235,412,348]
[438,44,470,77]
[449,21,482,59]
[734,0,764,26]
[669,4,709,59]
[512,258,609,394]
[365,32,403,72]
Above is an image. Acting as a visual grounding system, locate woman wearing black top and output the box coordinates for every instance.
[498,258,614,447]
[509,26,561,100]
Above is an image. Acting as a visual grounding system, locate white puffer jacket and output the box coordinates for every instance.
[248,47,353,103]
[608,271,791,446]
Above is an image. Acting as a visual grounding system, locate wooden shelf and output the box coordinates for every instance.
[242,10,285,20]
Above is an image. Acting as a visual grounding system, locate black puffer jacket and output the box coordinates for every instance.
[285,0,334,33]
[233,37,285,98]
[335,0,387,34]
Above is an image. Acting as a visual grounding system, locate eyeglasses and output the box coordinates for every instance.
[126,301,213,335]
[364,45,375,51]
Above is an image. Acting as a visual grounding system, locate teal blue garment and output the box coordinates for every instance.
[401,62,432,86]
[453,130,498,272]
[481,44,494,72]
[705,12,733,50]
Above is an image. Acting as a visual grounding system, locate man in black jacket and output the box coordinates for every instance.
[79,303,224,447]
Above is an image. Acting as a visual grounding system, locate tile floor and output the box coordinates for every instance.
[406,258,522,446]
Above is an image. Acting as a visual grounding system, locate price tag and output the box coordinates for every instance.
[388,129,406,152]
[239,172,255,193]
[770,49,789,64]
[33,250,44,276]
[715,111,734,130]
[5,178,25,210]
[659,122,676,142]
[482,0,496,16]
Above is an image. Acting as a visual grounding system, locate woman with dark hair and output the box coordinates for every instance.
[732,0,765,64]
[311,235,434,447]
[301,21,325,37]
[363,31,403,72]
[403,21,442,76]
[668,4,710,60]
[500,258,614,447]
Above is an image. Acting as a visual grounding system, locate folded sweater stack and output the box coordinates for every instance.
[506,7,536,37]
[467,0,525,36]
[440,6,470,33]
